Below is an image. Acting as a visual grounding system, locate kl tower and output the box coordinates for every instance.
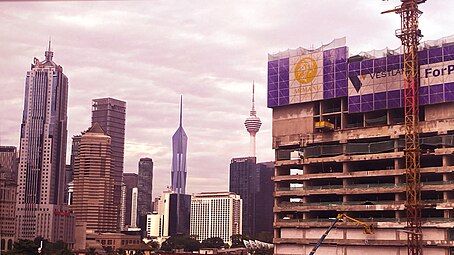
[244,81,262,157]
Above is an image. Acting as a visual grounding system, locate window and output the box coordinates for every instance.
[448,229,454,241]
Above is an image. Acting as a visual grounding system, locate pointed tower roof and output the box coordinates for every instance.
[87,122,106,134]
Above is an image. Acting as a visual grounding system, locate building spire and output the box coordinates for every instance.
[179,95,183,127]
[250,81,257,116]
[45,37,54,61]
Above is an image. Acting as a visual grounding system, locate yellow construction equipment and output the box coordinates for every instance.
[314,121,335,131]
[308,214,373,255]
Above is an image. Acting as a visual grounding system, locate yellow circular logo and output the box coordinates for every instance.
[294,57,317,84]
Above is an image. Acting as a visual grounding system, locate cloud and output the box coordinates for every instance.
[0,0,452,198]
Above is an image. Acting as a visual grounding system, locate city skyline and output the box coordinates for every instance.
[1,1,453,197]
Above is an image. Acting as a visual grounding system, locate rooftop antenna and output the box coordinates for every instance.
[251,80,255,113]
[45,36,53,61]
[179,95,183,127]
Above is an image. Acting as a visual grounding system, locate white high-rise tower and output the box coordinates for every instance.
[244,81,262,157]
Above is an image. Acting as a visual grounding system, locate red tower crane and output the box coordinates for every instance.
[382,1,426,255]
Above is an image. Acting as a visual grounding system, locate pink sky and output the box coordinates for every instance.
[0,0,452,198]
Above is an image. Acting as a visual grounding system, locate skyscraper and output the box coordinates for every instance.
[16,44,74,243]
[244,82,262,157]
[66,135,80,206]
[0,162,17,252]
[229,157,257,236]
[92,97,126,228]
[190,192,242,244]
[171,96,187,194]
[130,187,138,228]
[72,123,117,233]
[137,157,153,231]
[254,162,274,234]
[229,158,274,237]
[123,173,138,228]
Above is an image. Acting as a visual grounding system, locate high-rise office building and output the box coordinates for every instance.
[254,162,274,234]
[66,136,80,189]
[229,158,274,237]
[123,173,138,228]
[0,146,18,251]
[0,146,18,182]
[92,97,126,228]
[190,192,242,244]
[66,135,80,206]
[229,157,257,236]
[64,164,72,204]
[148,189,191,237]
[171,96,188,194]
[72,123,117,233]
[0,164,17,252]
[138,157,153,231]
[131,187,138,228]
[244,82,262,157]
[16,44,74,244]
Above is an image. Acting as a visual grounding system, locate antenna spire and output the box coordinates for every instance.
[45,37,54,61]
[179,95,183,127]
[252,80,255,111]
[249,81,256,116]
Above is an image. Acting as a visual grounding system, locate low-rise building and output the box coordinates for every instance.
[95,232,142,252]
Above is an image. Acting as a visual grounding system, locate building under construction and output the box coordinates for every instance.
[269,36,454,255]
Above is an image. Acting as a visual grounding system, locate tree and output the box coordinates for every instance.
[5,238,74,255]
[5,239,39,255]
[86,247,97,255]
[200,237,225,249]
[44,240,74,255]
[146,241,159,250]
[160,235,201,252]
[230,234,245,248]
[115,248,126,255]
[103,246,114,255]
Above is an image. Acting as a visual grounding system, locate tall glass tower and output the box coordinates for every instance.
[137,157,153,231]
[171,96,187,194]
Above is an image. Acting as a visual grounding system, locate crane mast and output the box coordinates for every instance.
[382,1,426,255]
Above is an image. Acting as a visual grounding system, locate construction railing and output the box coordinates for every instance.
[276,217,454,223]
[276,199,447,207]
[300,134,454,159]
[276,181,454,191]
